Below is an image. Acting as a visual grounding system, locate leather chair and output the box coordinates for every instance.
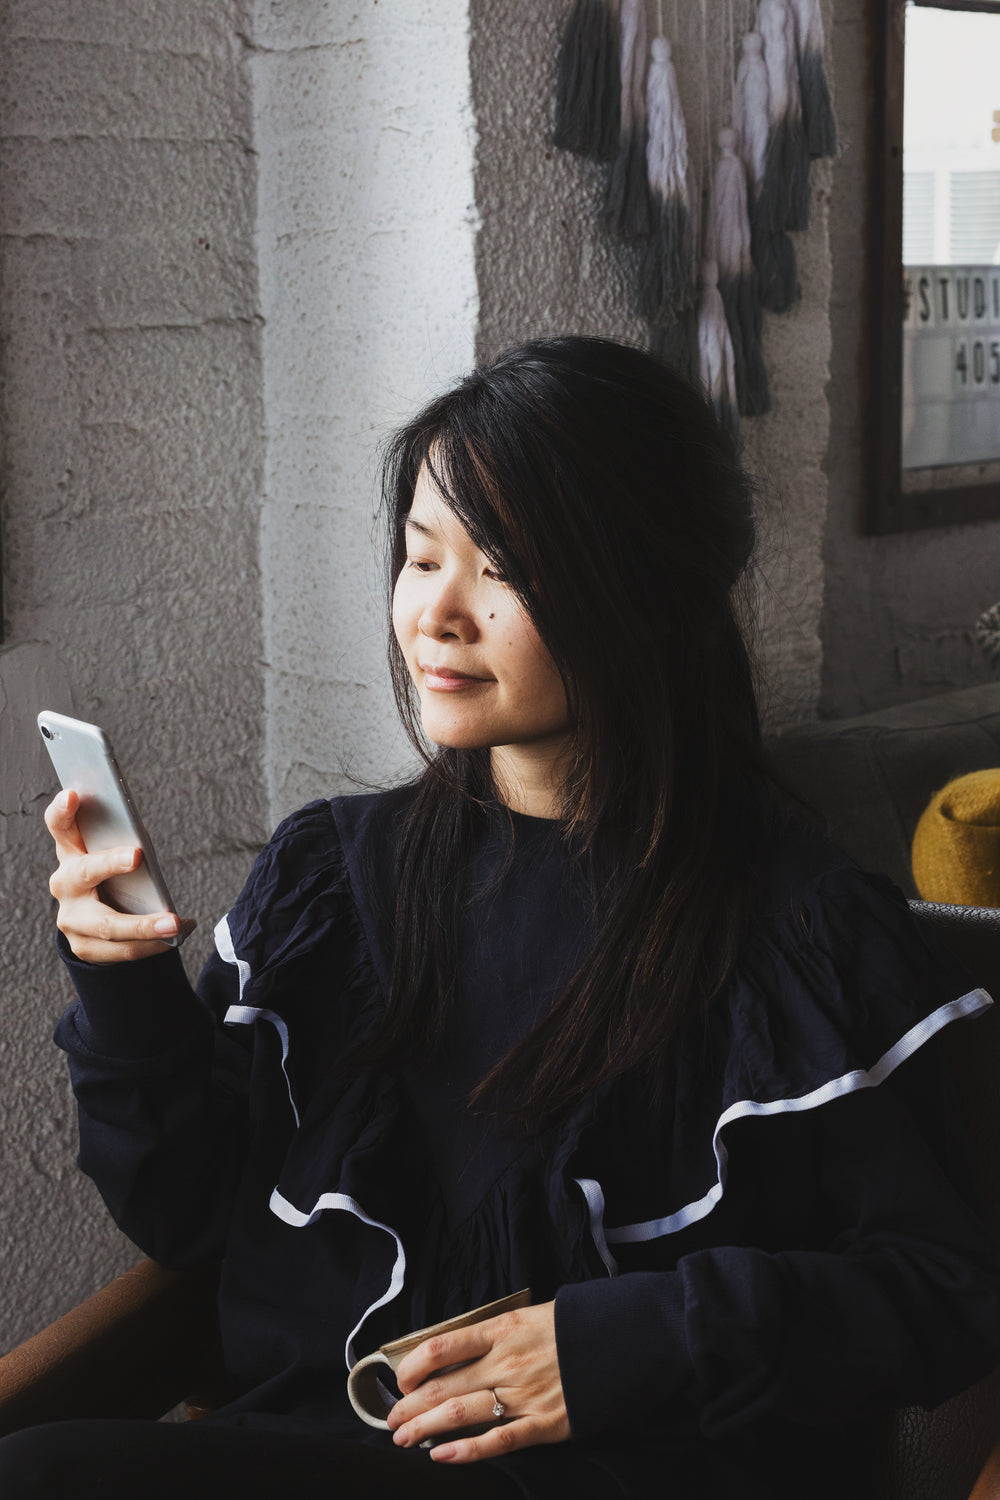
[1,900,999,1500]
[0,1258,223,1434]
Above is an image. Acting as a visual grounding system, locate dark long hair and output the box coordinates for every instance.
[371,336,768,1122]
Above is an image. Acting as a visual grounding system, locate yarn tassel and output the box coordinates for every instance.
[638,36,693,325]
[698,260,740,441]
[788,0,837,159]
[554,0,622,160]
[750,219,799,312]
[715,127,770,417]
[733,31,769,201]
[650,307,698,386]
[603,0,651,239]
[735,26,799,312]
[735,29,798,314]
[757,0,811,233]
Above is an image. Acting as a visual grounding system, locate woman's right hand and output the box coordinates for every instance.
[45,789,196,964]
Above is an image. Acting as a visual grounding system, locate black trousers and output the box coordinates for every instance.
[0,1421,521,1499]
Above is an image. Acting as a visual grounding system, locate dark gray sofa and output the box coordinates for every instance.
[767,683,1000,897]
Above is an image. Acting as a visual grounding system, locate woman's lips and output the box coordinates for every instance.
[420,664,490,691]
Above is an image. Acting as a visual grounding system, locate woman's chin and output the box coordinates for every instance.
[419,714,491,753]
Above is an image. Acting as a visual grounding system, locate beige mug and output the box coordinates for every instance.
[347,1288,532,1432]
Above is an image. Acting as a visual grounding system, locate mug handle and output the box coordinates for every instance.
[347,1350,397,1430]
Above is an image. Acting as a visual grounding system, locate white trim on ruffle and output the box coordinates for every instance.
[223,1004,300,1128]
[603,987,993,1248]
[216,915,300,1127]
[214,913,251,1000]
[269,1186,407,1368]
[573,1177,619,1277]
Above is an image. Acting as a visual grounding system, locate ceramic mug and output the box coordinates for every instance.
[347,1288,532,1432]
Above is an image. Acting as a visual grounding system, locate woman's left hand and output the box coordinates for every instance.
[387,1300,571,1463]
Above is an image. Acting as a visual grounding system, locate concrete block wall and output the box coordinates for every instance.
[0,2,269,1347]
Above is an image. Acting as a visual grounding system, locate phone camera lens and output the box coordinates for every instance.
[41,725,53,740]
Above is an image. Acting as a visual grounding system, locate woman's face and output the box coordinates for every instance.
[392,467,571,794]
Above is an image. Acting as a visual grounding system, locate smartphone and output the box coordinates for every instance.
[37,710,183,946]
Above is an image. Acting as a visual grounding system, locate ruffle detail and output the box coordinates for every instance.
[215,798,383,1116]
[729,854,982,1102]
[264,1065,602,1366]
[577,846,992,1251]
[604,986,989,1251]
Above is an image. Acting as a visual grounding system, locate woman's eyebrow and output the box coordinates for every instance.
[402,513,436,539]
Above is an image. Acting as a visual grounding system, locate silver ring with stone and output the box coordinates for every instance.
[490,1388,505,1418]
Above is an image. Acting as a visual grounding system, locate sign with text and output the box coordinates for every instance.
[902,265,1000,469]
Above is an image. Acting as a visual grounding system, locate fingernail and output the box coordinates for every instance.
[120,849,137,870]
[153,915,178,936]
[431,1445,456,1462]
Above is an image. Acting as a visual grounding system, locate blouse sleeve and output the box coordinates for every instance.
[53,799,349,1268]
[554,859,1000,1442]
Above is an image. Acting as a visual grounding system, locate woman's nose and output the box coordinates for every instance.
[418,580,477,642]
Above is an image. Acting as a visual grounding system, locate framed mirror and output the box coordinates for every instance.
[870,0,1000,532]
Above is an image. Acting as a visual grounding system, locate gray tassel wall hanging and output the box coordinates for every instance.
[714,126,770,416]
[736,27,799,312]
[603,0,651,237]
[788,0,836,159]
[550,0,839,425]
[554,0,622,160]
[639,36,693,327]
[757,0,810,234]
[698,259,740,440]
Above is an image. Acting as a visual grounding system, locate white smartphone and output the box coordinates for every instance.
[38,710,183,947]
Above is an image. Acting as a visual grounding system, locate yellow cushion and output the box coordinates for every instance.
[912,769,1000,907]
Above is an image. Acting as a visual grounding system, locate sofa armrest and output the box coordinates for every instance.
[0,1259,222,1435]
[876,1365,1000,1500]
[767,682,1000,893]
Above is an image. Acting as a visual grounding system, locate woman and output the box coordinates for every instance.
[12,338,1000,1498]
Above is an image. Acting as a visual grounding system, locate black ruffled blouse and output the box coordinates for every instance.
[55,790,1000,1499]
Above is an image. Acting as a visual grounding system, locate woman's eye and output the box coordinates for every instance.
[407,558,436,573]
[484,567,510,584]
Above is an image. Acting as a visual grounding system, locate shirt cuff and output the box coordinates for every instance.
[555,1272,693,1441]
[55,929,211,1059]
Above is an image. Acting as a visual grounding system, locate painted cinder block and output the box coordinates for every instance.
[0,38,247,142]
[1,1,244,55]
[0,137,252,240]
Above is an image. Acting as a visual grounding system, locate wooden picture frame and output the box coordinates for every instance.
[868,0,1000,533]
